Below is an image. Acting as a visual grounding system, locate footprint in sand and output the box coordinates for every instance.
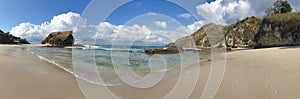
[275,90,280,96]
[263,76,272,88]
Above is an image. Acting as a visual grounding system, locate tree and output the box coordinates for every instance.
[266,0,292,15]
[280,1,292,13]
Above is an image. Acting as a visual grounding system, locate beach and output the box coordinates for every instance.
[0,45,85,99]
[1,45,300,99]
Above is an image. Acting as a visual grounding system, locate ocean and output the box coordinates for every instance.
[29,45,210,86]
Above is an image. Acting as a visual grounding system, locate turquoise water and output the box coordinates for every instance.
[30,45,210,86]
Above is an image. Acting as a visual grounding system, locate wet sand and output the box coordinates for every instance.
[0,45,85,99]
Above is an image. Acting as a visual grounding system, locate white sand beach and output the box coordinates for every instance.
[0,45,85,99]
[1,44,300,99]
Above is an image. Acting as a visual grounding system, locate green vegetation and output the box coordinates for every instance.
[224,16,262,48]
[266,0,292,15]
[0,30,30,44]
[264,12,300,25]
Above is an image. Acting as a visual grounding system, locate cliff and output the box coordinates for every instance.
[254,13,300,48]
[173,23,224,48]
[145,13,300,54]
[175,14,300,49]
[172,16,262,49]
[41,31,74,47]
[225,16,262,48]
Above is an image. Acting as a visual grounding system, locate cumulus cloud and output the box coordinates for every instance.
[177,13,192,19]
[10,12,84,43]
[153,21,167,29]
[196,0,252,25]
[195,0,300,25]
[12,0,300,45]
[10,12,190,45]
[186,21,208,33]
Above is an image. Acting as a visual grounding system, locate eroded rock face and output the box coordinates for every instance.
[144,13,300,54]
[254,13,300,48]
[225,16,262,48]
[172,17,262,49]
[173,23,225,48]
[41,31,74,47]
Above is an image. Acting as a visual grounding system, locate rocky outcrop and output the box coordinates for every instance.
[41,31,74,47]
[144,16,262,54]
[225,16,262,48]
[172,16,262,49]
[145,43,182,54]
[144,13,300,54]
[144,48,179,54]
[254,13,300,48]
[173,23,225,48]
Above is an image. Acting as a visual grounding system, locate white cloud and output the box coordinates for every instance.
[10,12,84,43]
[153,21,167,29]
[287,0,300,12]
[13,0,300,45]
[92,22,189,45]
[183,20,208,33]
[177,13,192,19]
[195,0,300,26]
[196,0,252,25]
[10,12,190,45]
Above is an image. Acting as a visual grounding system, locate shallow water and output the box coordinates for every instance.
[29,45,210,86]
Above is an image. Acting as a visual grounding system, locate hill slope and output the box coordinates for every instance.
[172,16,262,49]
[254,13,300,48]
[0,29,30,44]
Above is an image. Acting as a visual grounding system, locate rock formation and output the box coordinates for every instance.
[41,31,74,47]
[173,23,224,48]
[145,43,182,54]
[172,16,262,49]
[254,13,300,48]
[225,16,262,48]
[144,13,300,54]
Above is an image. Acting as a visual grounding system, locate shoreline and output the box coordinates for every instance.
[0,45,85,99]
[1,44,300,99]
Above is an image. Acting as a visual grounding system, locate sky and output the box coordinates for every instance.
[2,0,300,45]
[0,0,91,32]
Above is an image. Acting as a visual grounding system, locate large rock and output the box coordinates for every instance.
[144,17,262,54]
[145,43,183,54]
[173,23,225,48]
[225,16,262,48]
[254,13,300,48]
[172,17,262,49]
[41,31,74,47]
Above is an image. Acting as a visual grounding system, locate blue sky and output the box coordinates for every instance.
[9,0,298,44]
[106,0,196,26]
[0,0,217,32]
[0,0,91,32]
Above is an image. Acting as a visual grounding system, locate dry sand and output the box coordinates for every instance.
[214,47,300,99]
[0,45,85,99]
[1,44,300,99]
